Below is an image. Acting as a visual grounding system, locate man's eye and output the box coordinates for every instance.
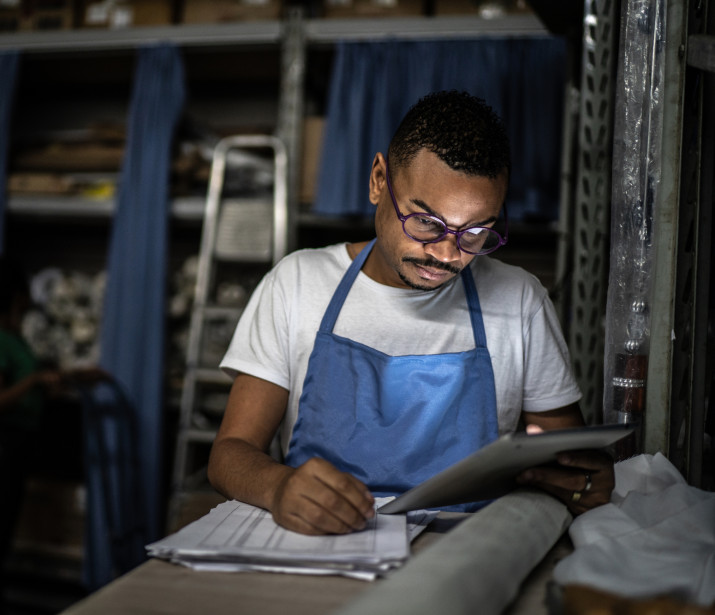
[413,216,443,231]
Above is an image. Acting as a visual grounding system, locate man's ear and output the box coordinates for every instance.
[368,153,386,206]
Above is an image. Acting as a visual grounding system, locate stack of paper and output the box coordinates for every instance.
[147,499,437,580]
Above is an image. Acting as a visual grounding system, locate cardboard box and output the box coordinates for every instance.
[81,0,173,28]
[0,7,21,31]
[8,173,77,194]
[433,0,528,16]
[13,142,125,172]
[182,0,282,23]
[30,8,74,30]
[0,1,75,31]
[299,116,325,204]
[322,0,424,19]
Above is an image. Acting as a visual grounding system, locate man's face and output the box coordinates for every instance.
[366,149,508,291]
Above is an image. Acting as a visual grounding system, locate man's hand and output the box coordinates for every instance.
[271,458,375,535]
[516,424,615,514]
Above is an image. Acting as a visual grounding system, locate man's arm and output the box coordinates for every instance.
[207,373,375,535]
[519,403,615,514]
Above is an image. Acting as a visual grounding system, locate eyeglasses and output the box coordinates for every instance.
[385,156,508,256]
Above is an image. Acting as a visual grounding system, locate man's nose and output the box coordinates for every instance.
[423,233,462,263]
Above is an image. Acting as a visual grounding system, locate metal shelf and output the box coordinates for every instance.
[0,14,549,54]
[0,21,282,52]
[7,195,206,220]
[305,13,549,42]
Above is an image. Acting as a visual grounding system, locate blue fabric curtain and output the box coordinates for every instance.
[80,378,144,589]
[314,38,566,221]
[0,50,20,256]
[88,43,185,590]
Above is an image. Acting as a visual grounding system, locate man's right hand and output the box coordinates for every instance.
[270,457,375,535]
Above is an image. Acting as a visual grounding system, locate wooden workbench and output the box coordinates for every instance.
[61,493,573,615]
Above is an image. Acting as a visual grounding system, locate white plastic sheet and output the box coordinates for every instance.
[553,453,715,607]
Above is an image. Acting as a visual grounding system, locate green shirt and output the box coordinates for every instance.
[0,329,44,431]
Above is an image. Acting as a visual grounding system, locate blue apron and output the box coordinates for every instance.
[285,239,499,512]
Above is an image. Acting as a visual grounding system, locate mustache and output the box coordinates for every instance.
[402,256,461,275]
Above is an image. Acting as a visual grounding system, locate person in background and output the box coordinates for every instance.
[0,257,105,611]
[207,90,615,535]
[0,258,64,593]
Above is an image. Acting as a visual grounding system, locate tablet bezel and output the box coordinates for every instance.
[377,423,634,514]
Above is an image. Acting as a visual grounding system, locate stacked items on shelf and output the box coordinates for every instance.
[171,139,212,199]
[431,0,530,17]
[0,0,74,32]
[166,255,199,397]
[8,123,124,204]
[22,268,105,369]
[166,253,262,388]
[79,0,175,28]
[0,0,180,32]
[321,0,424,18]
[8,120,228,205]
[18,255,257,407]
[318,0,532,18]
[181,0,283,23]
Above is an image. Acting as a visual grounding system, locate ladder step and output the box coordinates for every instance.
[184,368,233,384]
[212,252,273,264]
[181,428,218,444]
[193,306,244,320]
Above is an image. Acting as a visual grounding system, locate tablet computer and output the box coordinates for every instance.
[377,423,634,514]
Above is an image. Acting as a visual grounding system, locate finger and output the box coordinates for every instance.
[315,472,375,517]
[308,478,375,532]
[306,459,375,517]
[518,462,607,501]
[556,449,614,471]
[272,482,364,535]
[518,466,593,495]
[272,498,355,535]
[283,459,374,533]
[290,496,364,535]
[519,477,592,515]
[555,451,615,495]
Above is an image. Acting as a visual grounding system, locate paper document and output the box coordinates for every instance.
[147,499,437,580]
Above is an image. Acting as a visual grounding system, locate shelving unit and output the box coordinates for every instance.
[0,9,571,607]
[2,11,551,231]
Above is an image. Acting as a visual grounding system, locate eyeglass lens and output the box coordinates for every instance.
[403,215,502,255]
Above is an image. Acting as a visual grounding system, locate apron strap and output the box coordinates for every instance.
[460,266,488,349]
[319,238,488,351]
[318,239,376,332]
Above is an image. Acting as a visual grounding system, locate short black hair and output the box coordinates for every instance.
[387,90,510,179]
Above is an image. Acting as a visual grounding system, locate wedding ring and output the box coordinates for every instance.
[571,490,582,503]
[584,472,593,492]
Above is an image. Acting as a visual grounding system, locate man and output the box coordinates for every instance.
[208,90,614,536]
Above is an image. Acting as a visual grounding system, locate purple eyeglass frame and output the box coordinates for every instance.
[384,155,508,255]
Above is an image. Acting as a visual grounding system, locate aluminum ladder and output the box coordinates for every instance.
[168,135,288,531]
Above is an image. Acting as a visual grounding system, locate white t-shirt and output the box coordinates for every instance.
[220,243,582,455]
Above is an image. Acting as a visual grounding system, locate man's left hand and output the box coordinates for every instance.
[516,448,615,515]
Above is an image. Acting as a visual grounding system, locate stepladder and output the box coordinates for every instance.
[168,135,288,532]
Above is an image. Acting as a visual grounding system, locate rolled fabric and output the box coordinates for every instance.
[333,489,572,615]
